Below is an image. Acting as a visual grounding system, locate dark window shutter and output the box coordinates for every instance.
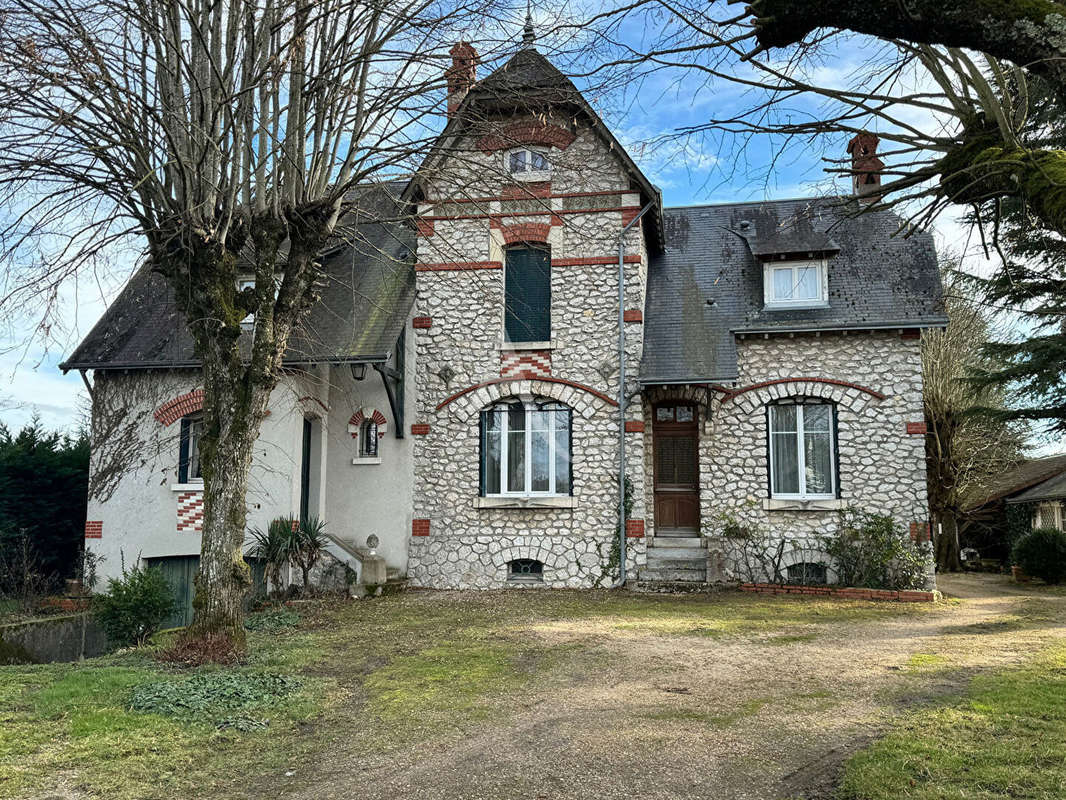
[178,417,191,483]
[764,405,772,499]
[832,403,841,498]
[505,247,551,342]
[567,408,573,496]
[479,411,486,497]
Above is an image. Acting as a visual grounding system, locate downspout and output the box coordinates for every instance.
[613,200,657,588]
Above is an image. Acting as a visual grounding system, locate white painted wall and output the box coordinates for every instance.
[84,320,415,585]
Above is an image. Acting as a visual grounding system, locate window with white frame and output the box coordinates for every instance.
[763,259,828,308]
[768,399,836,499]
[1034,501,1064,531]
[506,147,550,176]
[481,398,571,496]
[179,414,204,483]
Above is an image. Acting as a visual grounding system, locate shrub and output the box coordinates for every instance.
[92,564,175,646]
[825,509,929,590]
[244,607,300,632]
[1012,527,1066,584]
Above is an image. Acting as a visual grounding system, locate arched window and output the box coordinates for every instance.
[786,561,828,585]
[508,558,544,582]
[481,397,571,497]
[360,419,379,458]
[768,397,837,499]
[504,246,551,343]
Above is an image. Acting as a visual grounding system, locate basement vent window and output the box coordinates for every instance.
[508,558,544,582]
[786,561,828,585]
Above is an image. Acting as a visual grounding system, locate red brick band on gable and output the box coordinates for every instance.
[720,377,887,404]
[436,376,619,411]
[552,255,641,267]
[500,222,551,245]
[416,218,435,237]
[500,182,551,199]
[154,389,205,426]
[476,121,576,153]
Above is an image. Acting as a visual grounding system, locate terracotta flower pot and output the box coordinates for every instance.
[1011,565,1031,583]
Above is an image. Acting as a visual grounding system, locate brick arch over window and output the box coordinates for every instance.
[436,377,617,421]
[348,408,388,438]
[489,544,566,572]
[721,378,887,414]
[476,121,576,153]
[500,222,551,245]
[154,389,204,426]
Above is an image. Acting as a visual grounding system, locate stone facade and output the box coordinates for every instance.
[408,113,650,589]
[639,331,933,585]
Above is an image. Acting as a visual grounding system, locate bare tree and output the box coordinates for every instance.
[0,0,513,653]
[922,268,1025,571]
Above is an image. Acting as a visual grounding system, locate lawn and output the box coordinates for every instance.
[0,579,1060,800]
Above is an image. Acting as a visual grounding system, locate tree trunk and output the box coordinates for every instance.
[935,512,963,572]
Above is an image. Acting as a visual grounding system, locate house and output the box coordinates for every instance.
[963,455,1066,561]
[61,34,947,609]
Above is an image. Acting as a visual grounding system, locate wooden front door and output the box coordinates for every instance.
[653,403,700,535]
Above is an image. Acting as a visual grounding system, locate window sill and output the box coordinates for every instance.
[499,339,555,351]
[351,457,382,465]
[170,483,204,492]
[762,301,830,311]
[763,497,843,512]
[508,170,552,183]
[507,576,545,585]
[475,496,576,509]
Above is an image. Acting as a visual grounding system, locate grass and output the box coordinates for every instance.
[839,642,1066,800]
[0,588,938,799]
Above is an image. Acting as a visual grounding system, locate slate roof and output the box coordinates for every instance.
[641,197,948,384]
[1009,469,1066,504]
[961,454,1066,508]
[61,182,415,371]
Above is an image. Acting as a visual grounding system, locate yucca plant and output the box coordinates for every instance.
[247,518,300,594]
[292,517,330,594]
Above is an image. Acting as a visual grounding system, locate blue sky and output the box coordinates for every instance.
[0,26,997,440]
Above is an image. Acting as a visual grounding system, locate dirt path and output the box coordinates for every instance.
[280,576,1066,800]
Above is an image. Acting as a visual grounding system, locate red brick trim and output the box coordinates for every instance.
[410,423,431,435]
[348,408,388,438]
[476,121,576,153]
[739,583,937,602]
[621,207,642,226]
[910,521,932,543]
[623,309,643,323]
[412,316,433,329]
[500,222,551,245]
[84,520,102,539]
[412,518,430,537]
[424,207,634,224]
[906,421,928,435]
[624,420,645,433]
[436,376,619,411]
[552,255,641,267]
[426,188,628,206]
[416,218,434,237]
[415,261,502,272]
[501,182,551,199]
[154,389,205,426]
[297,395,329,413]
[721,377,887,404]
[626,519,645,538]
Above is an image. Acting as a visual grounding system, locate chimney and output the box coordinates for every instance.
[846,132,884,203]
[446,42,478,117]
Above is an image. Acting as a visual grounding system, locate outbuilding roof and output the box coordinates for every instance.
[61,182,415,372]
[640,197,948,385]
[1008,469,1066,504]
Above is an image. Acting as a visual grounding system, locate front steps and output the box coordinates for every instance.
[637,535,708,584]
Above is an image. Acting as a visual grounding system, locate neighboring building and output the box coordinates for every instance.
[62,35,947,604]
[963,455,1066,561]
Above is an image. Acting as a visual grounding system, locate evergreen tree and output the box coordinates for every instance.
[0,419,90,588]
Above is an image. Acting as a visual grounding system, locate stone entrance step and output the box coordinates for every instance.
[647,536,705,549]
[637,566,708,583]
[646,546,708,560]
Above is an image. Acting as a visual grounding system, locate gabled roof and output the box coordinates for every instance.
[405,45,664,253]
[1008,469,1066,504]
[963,454,1066,509]
[61,182,415,372]
[641,197,948,385]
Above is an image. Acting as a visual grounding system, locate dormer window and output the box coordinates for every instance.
[763,259,828,309]
[507,147,550,176]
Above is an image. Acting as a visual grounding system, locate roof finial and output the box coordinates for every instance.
[523,0,535,45]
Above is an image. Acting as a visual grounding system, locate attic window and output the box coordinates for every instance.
[763,259,828,309]
[507,147,550,177]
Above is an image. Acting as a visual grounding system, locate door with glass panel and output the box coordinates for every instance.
[653,403,700,536]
